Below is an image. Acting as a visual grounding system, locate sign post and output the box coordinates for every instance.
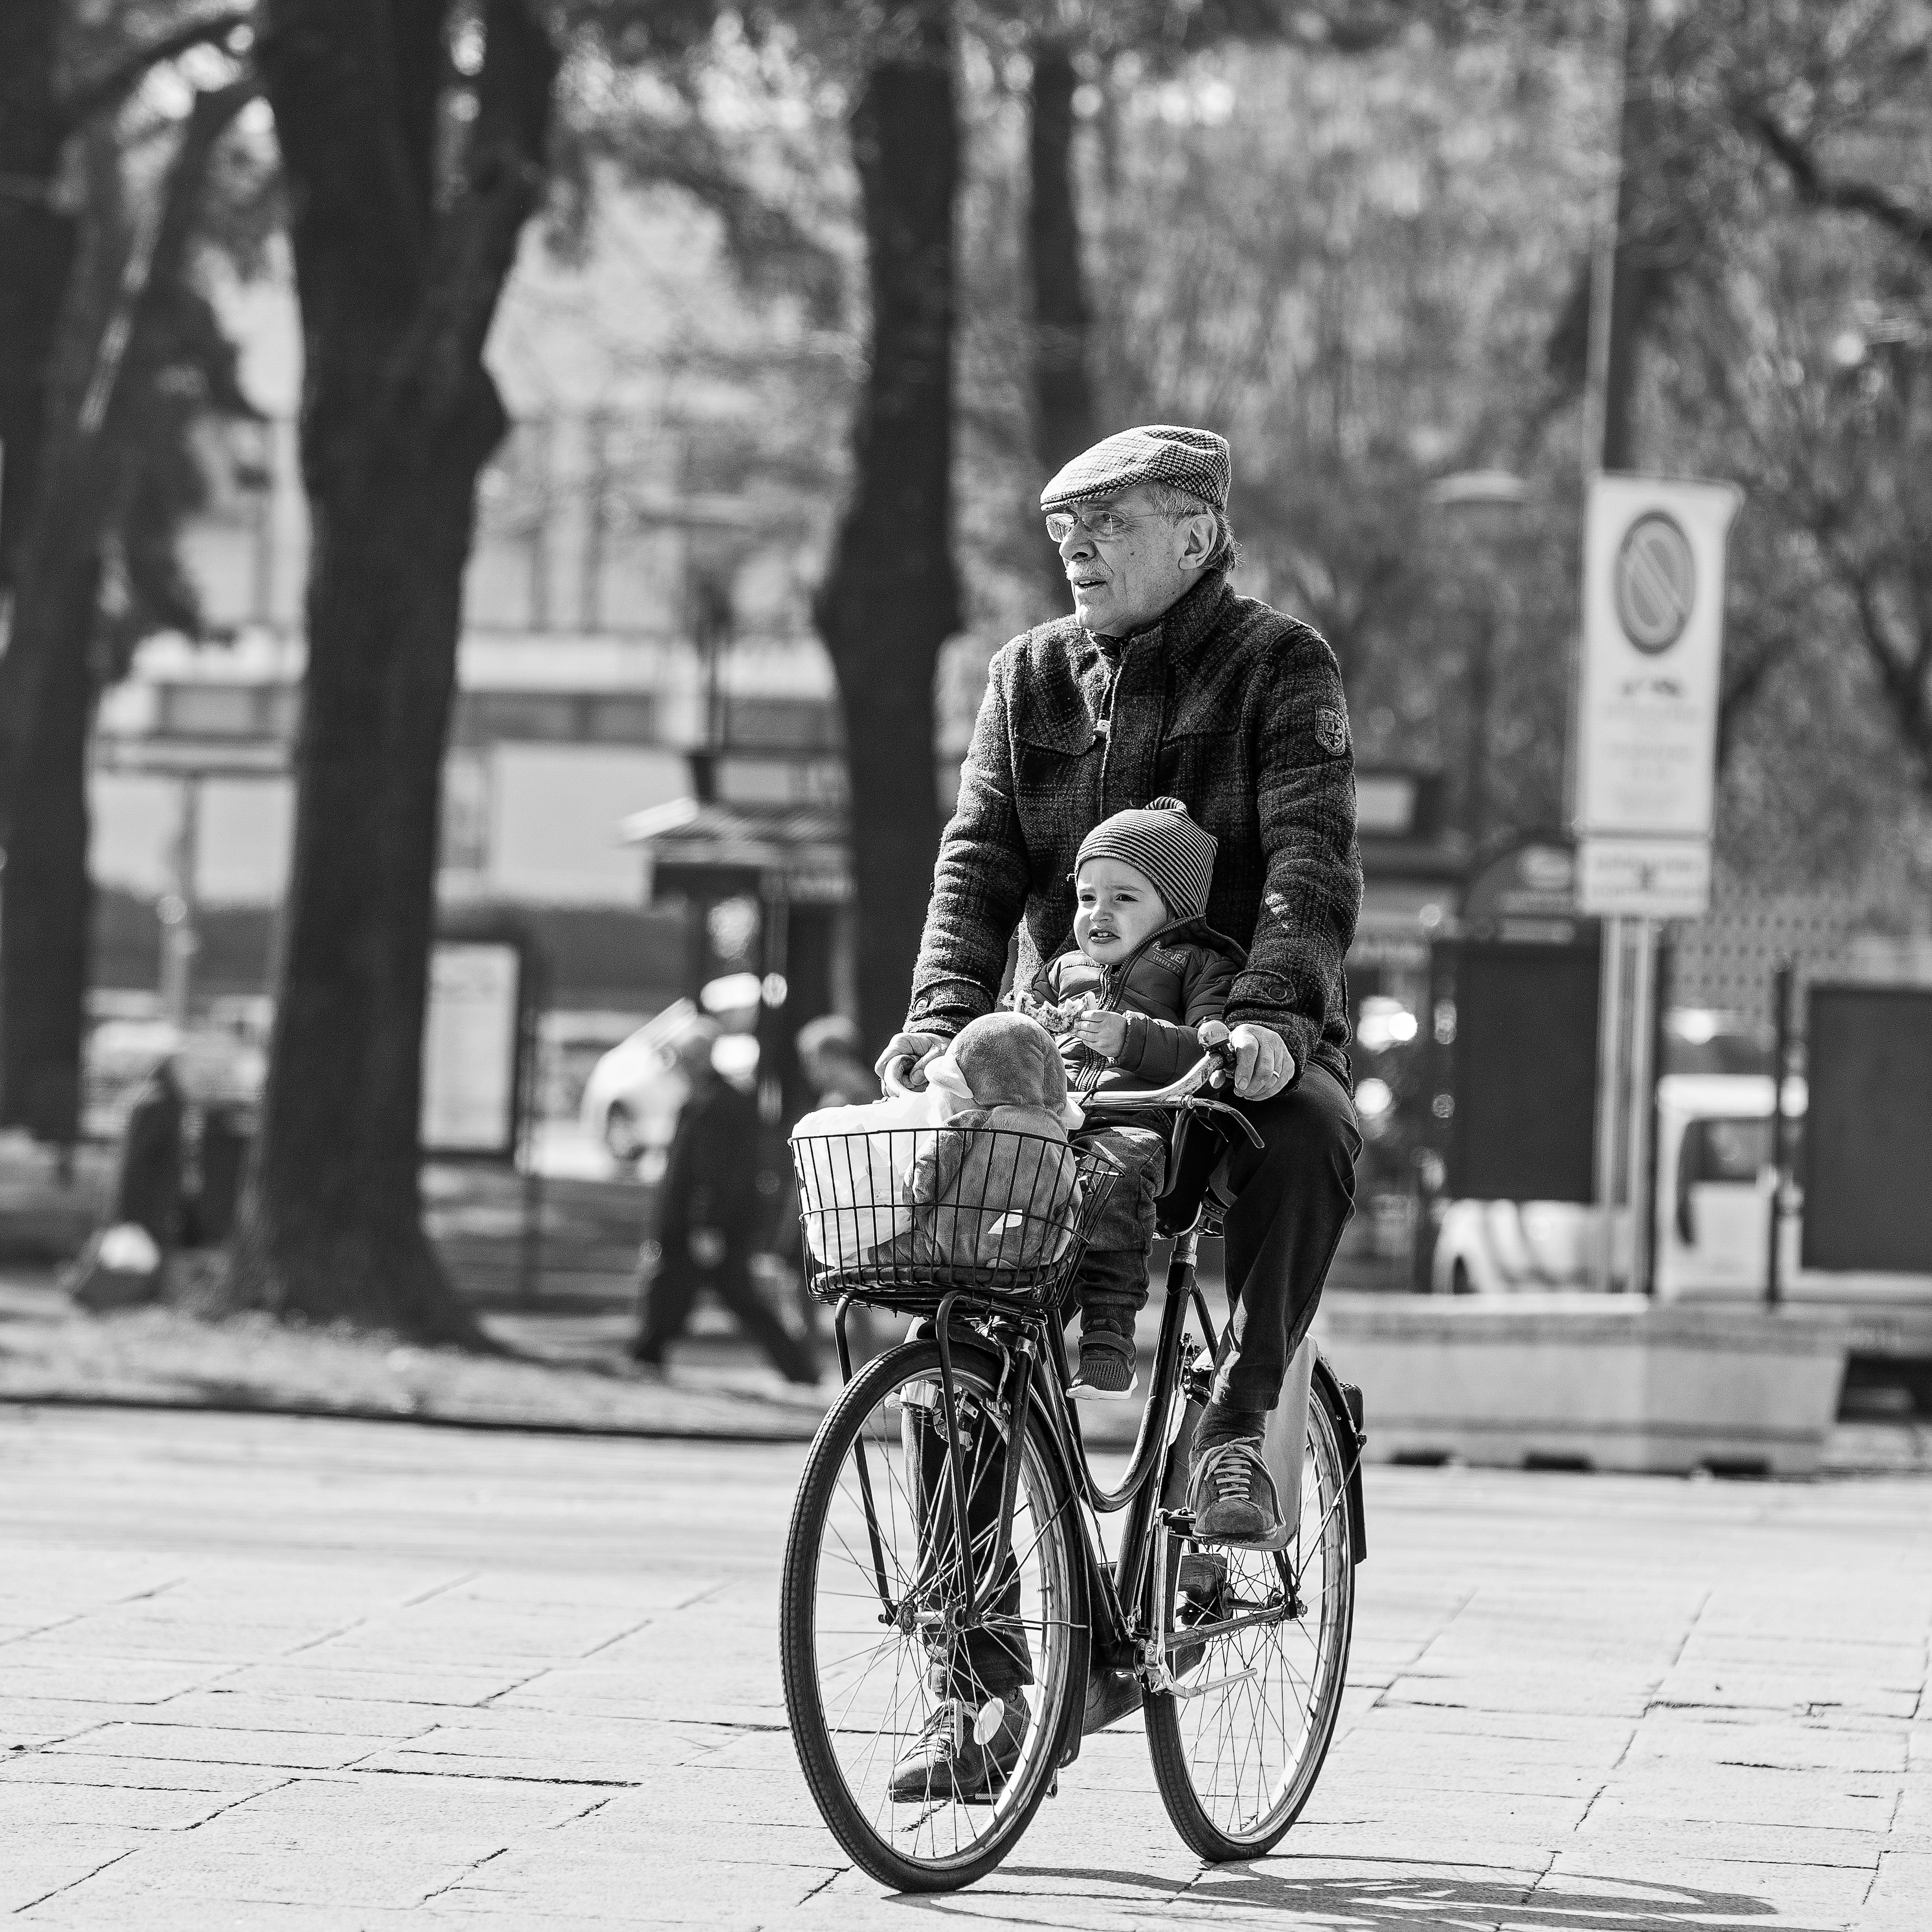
[1575,475,1740,1289]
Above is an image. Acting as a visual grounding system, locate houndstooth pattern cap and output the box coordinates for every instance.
[1040,425,1231,513]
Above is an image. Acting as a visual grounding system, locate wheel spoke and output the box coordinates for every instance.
[1148,1397,1355,1853]
[784,1345,1078,1886]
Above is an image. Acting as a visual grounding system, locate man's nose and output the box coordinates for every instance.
[1058,524,1094,564]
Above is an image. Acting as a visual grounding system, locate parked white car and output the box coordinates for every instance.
[577,978,763,1164]
[1432,1061,1932,1306]
[1431,1070,1793,1297]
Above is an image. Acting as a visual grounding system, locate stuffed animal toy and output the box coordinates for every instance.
[904,1012,1084,1272]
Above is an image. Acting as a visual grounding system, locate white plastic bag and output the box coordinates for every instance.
[791,1087,948,1271]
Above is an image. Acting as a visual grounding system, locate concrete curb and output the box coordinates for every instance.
[0,1387,827,1445]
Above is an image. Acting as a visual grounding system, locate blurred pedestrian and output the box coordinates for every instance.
[69,1056,185,1311]
[795,1014,878,1109]
[114,1056,186,1254]
[632,1023,818,1384]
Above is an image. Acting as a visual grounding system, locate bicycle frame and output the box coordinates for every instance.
[828,1047,1365,1758]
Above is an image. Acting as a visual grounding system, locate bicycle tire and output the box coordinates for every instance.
[781,1336,1087,1893]
[1143,1379,1356,1861]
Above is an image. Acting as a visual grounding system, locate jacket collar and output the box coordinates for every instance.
[1085,567,1232,665]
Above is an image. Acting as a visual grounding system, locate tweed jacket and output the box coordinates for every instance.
[908,569,1361,1089]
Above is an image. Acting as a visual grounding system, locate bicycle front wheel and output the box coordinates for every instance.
[780,1336,1086,1893]
[1144,1379,1356,1861]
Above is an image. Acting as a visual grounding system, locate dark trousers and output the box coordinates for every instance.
[637,1239,817,1384]
[938,1061,1359,1699]
[1213,1060,1362,1411]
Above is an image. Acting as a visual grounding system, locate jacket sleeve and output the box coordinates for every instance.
[1223,629,1362,1080]
[1118,948,1240,1084]
[906,645,1033,1041]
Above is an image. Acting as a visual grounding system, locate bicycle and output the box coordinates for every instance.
[779,1048,1368,1892]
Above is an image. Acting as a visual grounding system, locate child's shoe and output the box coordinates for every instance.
[1070,1331,1137,1400]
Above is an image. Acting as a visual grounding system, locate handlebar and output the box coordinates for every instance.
[885,1046,1262,1146]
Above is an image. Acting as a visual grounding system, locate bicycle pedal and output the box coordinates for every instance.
[1159,1508,1197,1533]
[1178,1550,1228,1595]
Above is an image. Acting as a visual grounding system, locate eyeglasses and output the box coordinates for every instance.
[1044,505,1163,543]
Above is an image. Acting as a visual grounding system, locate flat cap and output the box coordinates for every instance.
[1039,424,1230,513]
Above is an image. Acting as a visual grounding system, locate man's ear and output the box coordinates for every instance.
[1178,511,1217,569]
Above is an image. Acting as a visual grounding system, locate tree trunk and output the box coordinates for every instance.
[813,3,960,1057]
[0,1,86,1136]
[216,0,556,1344]
[1027,37,1097,483]
[0,86,250,1142]
[0,0,72,605]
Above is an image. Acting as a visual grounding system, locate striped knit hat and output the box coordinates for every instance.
[1075,798,1217,921]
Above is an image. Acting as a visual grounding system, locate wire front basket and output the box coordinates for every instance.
[791,1125,1120,1311]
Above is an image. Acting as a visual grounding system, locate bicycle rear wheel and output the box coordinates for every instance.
[1144,1379,1356,1861]
[780,1336,1086,1893]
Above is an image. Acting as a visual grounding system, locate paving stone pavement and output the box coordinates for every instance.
[0,1404,1927,1931]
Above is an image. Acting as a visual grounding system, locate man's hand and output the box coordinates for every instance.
[1068,1010,1128,1060]
[874,1030,947,1090]
[1227,1023,1295,1101]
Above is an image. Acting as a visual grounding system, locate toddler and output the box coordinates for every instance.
[1017,797,1245,1398]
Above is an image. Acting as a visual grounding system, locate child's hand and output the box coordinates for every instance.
[1069,1010,1128,1060]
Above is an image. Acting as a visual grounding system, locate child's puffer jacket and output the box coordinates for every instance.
[1034,916,1247,1091]
[905,1014,1083,1271]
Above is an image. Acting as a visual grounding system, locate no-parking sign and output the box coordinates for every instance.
[1574,474,1741,917]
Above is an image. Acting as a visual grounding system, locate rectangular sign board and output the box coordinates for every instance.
[1439,939,1601,1203]
[1574,474,1740,917]
[422,939,526,1159]
[1577,836,1713,920]
[1802,985,1932,1274]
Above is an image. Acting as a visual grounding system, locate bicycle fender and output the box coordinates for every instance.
[1312,1354,1368,1566]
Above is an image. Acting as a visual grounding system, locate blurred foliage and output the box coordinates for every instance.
[42,0,1932,910]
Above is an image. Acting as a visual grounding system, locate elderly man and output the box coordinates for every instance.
[879,422,1362,1544]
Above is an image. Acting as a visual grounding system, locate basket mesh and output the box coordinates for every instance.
[791,1126,1121,1308]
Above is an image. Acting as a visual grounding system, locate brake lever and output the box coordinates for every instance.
[1184,1096,1266,1149]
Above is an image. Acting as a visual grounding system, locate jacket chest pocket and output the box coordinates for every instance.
[1016,739,1098,818]
[1156,731,1243,817]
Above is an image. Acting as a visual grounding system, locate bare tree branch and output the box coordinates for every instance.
[1741,103,1932,267]
[58,8,254,133]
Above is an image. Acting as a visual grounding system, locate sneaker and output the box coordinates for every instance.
[1069,1336,1138,1402]
[1187,1438,1281,1544]
[887,1695,1029,1805]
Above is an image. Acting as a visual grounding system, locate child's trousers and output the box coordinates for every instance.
[1068,1123,1168,1338]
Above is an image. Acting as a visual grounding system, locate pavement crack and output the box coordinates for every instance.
[401,1570,479,1609]
[419,1839,510,1904]
[573,1611,664,1663]
[281,1615,370,1657]
[183,1776,297,1830]
[353,1764,643,1788]
[796,1867,847,1904]
[474,1665,554,1708]
[12,1846,140,1913]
